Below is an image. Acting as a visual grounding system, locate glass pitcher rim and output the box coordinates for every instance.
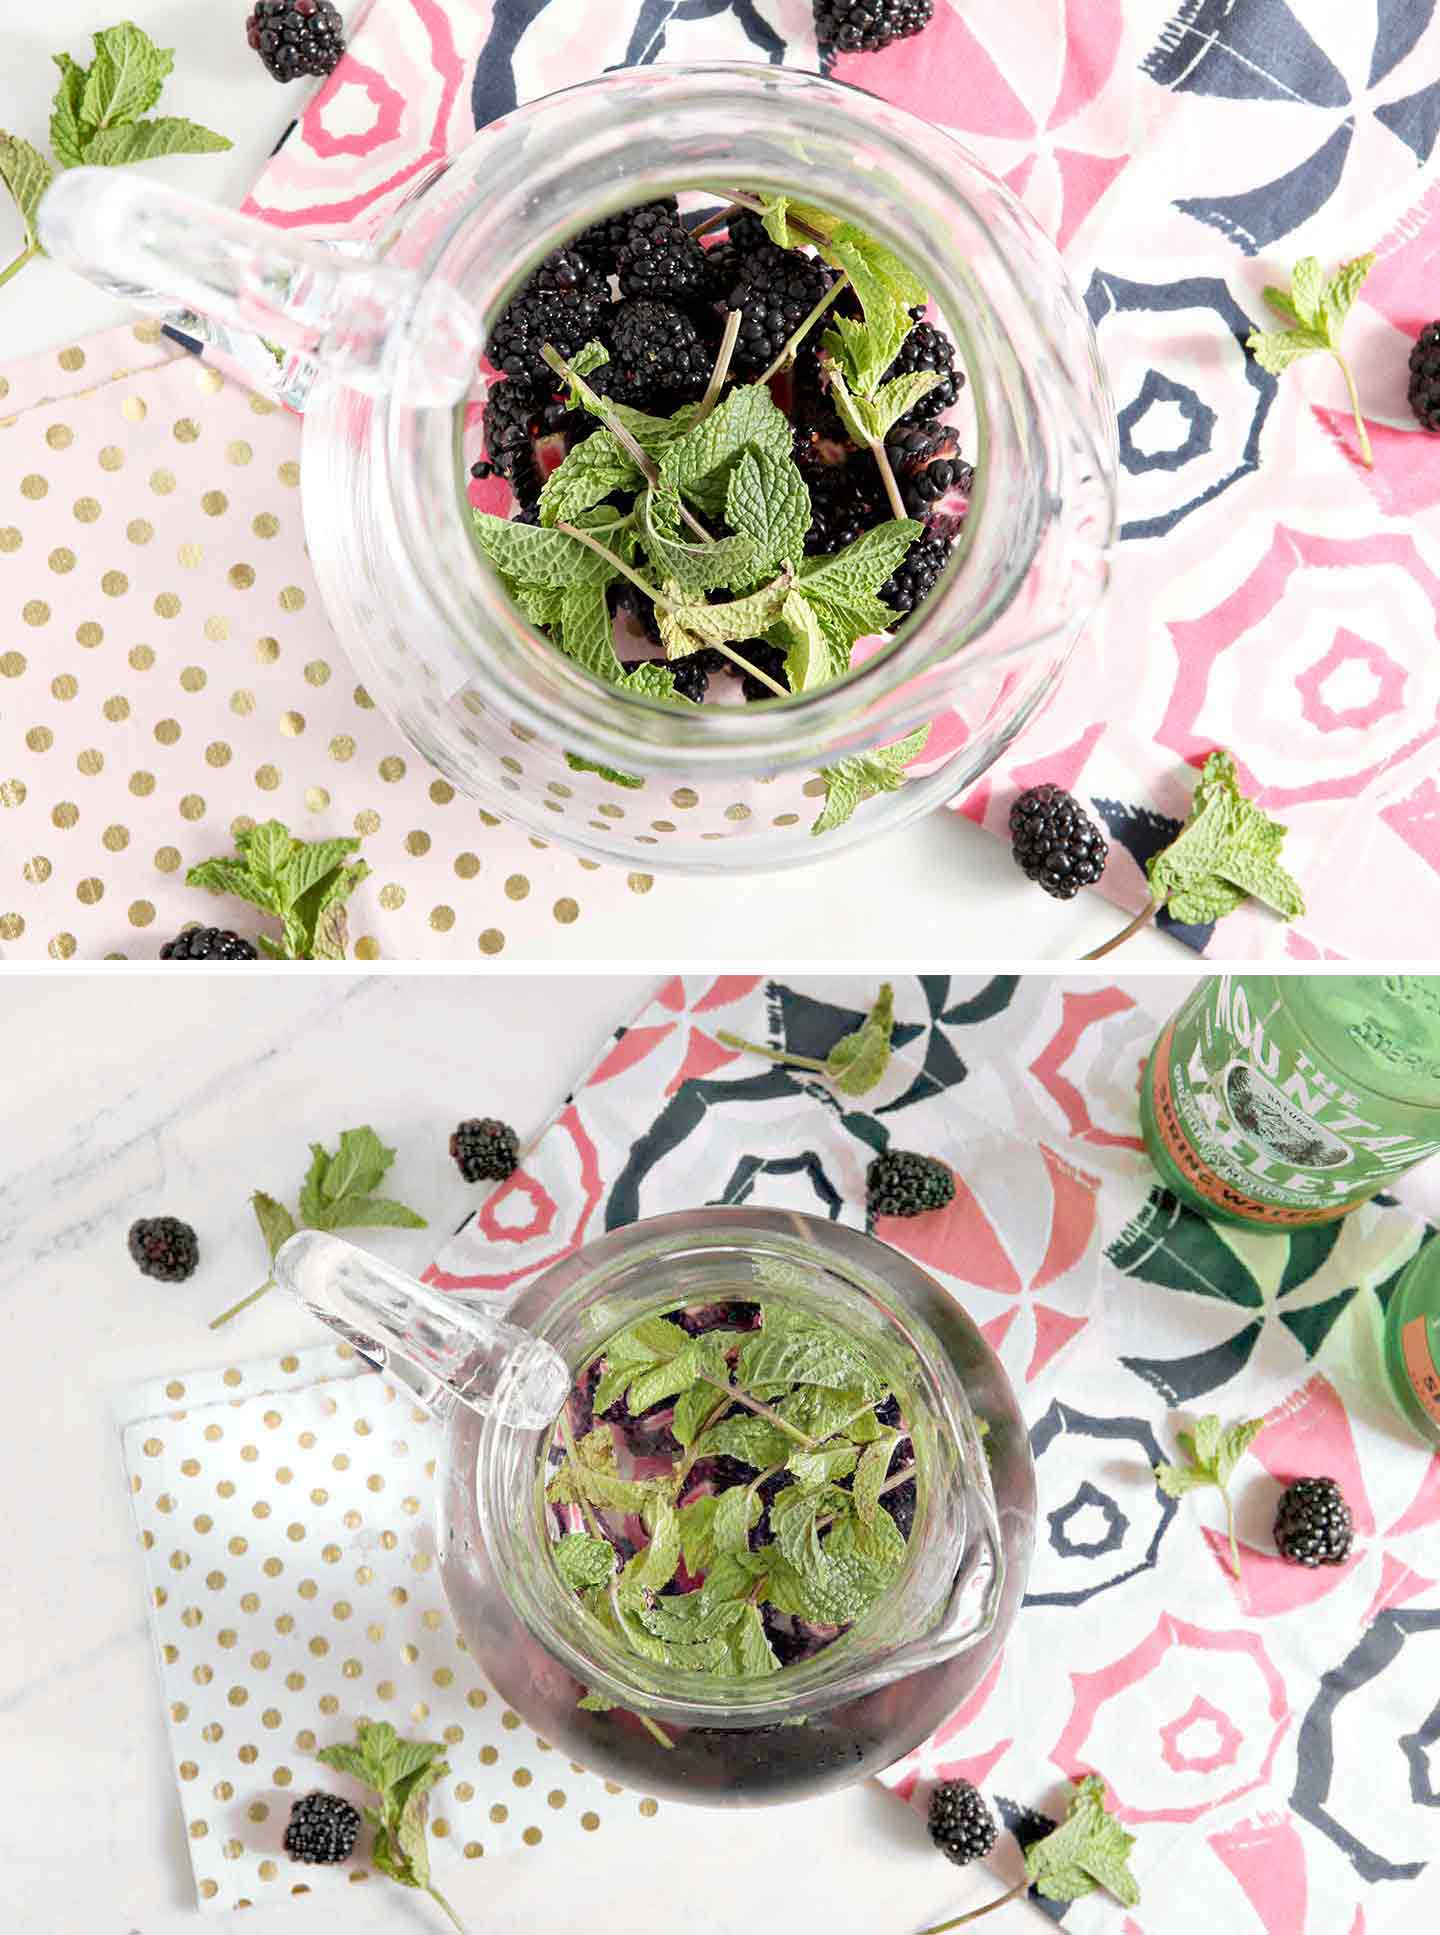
[450,1206,1007,1722]
[359,60,1116,776]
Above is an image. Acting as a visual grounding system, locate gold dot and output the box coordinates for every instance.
[377,884,405,912]
[150,469,176,496]
[227,439,253,467]
[501,1710,522,1731]
[274,1767,293,1787]
[432,1819,451,1840]
[73,498,101,525]
[21,475,49,500]
[255,763,281,791]
[127,518,154,545]
[129,644,155,670]
[179,793,206,821]
[77,748,104,777]
[280,710,304,737]
[173,418,200,444]
[51,800,77,827]
[102,579,130,609]
[279,585,306,612]
[154,718,181,746]
[128,900,155,929]
[330,735,355,762]
[353,807,380,836]
[154,847,181,872]
[279,460,301,487]
[504,874,530,901]
[230,563,256,590]
[547,1789,567,1810]
[59,347,86,373]
[48,546,76,574]
[253,512,280,538]
[303,786,331,813]
[23,600,51,627]
[201,489,228,517]
[452,851,480,880]
[188,1820,208,1841]
[24,855,52,883]
[0,527,19,552]
[522,1827,543,1848]
[0,652,25,679]
[489,1803,508,1824]
[155,592,181,619]
[553,897,579,924]
[75,876,104,905]
[627,872,654,894]
[206,741,232,768]
[204,615,230,642]
[46,423,74,450]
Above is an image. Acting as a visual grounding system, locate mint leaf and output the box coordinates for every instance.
[1247,328,1328,373]
[1321,252,1374,335]
[729,1602,781,1676]
[811,725,930,837]
[694,1414,791,1469]
[659,383,792,513]
[1146,751,1304,926]
[553,1533,617,1591]
[0,135,54,249]
[801,520,922,606]
[1154,1410,1263,1580]
[324,1195,428,1233]
[564,752,645,788]
[714,1482,762,1556]
[778,1383,882,1444]
[830,1499,906,1574]
[250,1191,296,1266]
[81,23,172,131]
[825,980,894,1094]
[184,856,275,913]
[554,579,626,682]
[867,369,944,440]
[852,1430,900,1523]
[49,54,88,168]
[1024,1774,1140,1908]
[786,1442,859,1488]
[662,569,794,653]
[82,117,231,165]
[472,511,628,588]
[724,444,811,573]
[740,1323,881,1394]
[677,1493,721,1573]
[758,194,792,249]
[1288,256,1324,328]
[540,428,644,526]
[185,820,369,959]
[641,487,761,594]
[1246,251,1375,464]
[578,1689,616,1713]
[673,1378,722,1450]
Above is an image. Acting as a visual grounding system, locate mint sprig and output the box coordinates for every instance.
[0,21,231,292]
[210,1124,426,1329]
[1247,252,1376,466]
[919,1774,1140,1932]
[717,981,895,1095]
[1155,1412,1263,1581]
[812,726,931,837]
[185,819,370,961]
[316,1720,466,1933]
[1085,750,1305,957]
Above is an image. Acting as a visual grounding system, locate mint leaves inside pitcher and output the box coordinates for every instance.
[543,1285,924,1719]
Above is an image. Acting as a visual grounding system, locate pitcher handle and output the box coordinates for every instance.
[274,1231,570,1430]
[38,168,480,408]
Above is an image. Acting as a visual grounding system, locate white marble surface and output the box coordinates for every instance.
[0,0,1184,966]
[0,972,1035,1935]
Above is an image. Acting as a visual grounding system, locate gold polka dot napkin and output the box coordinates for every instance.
[0,325,655,959]
[118,1343,658,1912]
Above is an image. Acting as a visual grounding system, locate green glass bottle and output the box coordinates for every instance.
[1383,1238,1440,1447]
[1141,975,1440,1230]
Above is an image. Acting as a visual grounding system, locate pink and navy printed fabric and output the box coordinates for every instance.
[424,974,1440,1935]
[242,1,1440,960]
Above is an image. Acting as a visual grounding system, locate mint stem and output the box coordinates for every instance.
[427,1884,468,1934]
[554,521,673,607]
[696,309,742,421]
[543,342,715,541]
[869,437,908,522]
[209,1277,276,1330]
[1332,351,1373,468]
[1082,898,1159,961]
[637,1713,676,1750]
[697,1372,818,1447]
[691,204,739,240]
[757,274,848,386]
[715,1030,831,1075]
[0,241,40,290]
[918,1878,1029,1933]
[1224,1489,1241,1583]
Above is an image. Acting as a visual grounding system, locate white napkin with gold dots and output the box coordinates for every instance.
[117,1342,660,1913]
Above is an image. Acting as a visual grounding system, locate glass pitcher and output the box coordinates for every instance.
[41,62,1115,875]
[274,1207,1035,1806]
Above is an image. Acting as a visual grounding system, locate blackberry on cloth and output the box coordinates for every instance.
[1009,783,1109,900]
[1274,1477,1354,1567]
[867,1150,955,1218]
[450,1118,520,1183]
[927,1780,999,1866]
[246,0,346,81]
[159,926,258,960]
[283,1792,362,1865]
[814,0,935,53]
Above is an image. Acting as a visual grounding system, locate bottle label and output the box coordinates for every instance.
[1400,1317,1440,1428]
[1149,977,1440,1227]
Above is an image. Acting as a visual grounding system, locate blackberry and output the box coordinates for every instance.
[573,198,678,276]
[882,1473,917,1539]
[489,248,610,387]
[867,1150,955,1218]
[128,1216,200,1283]
[246,0,346,82]
[880,523,954,617]
[722,638,790,702]
[616,206,709,305]
[478,377,548,508]
[449,1117,520,1183]
[804,461,885,555]
[666,1298,762,1335]
[283,1791,362,1865]
[751,1470,797,1549]
[1408,321,1440,431]
[900,455,972,518]
[1274,1477,1354,1567]
[882,319,961,424]
[874,1392,903,1429]
[927,1781,998,1867]
[885,420,954,474]
[723,244,836,377]
[159,926,258,961]
[815,0,935,52]
[590,358,663,414]
[610,301,714,399]
[610,583,663,647]
[761,1610,833,1666]
[1008,783,1109,900]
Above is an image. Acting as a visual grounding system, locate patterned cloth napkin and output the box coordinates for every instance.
[421,973,1440,1935]
[239,0,1440,960]
[117,1342,661,1913]
[0,321,653,959]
